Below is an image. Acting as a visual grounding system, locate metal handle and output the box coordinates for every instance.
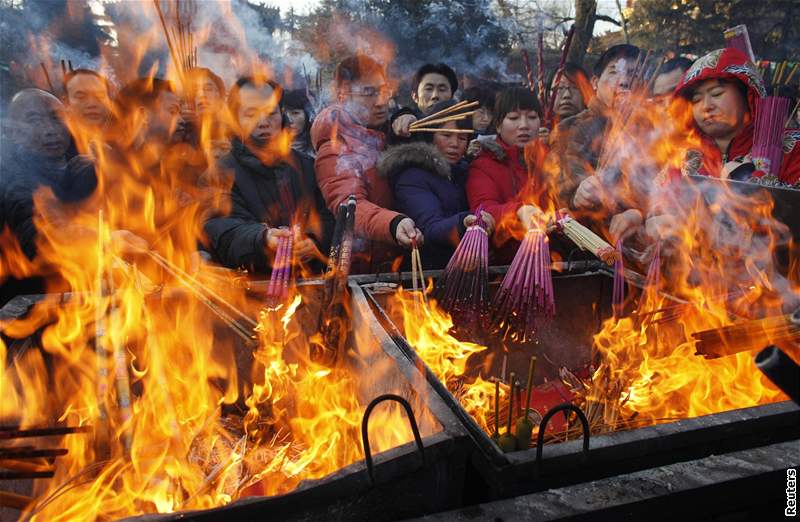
[361,394,426,485]
[535,403,590,477]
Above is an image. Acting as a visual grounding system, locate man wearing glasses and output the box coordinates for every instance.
[312,54,423,273]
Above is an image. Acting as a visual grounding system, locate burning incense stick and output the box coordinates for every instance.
[410,238,428,308]
[492,379,500,443]
[692,312,799,359]
[266,230,294,308]
[537,32,545,109]
[39,62,54,93]
[544,25,575,127]
[612,240,625,317]
[433,208,489,330]
[498,373,517,452]
[556,215,619,265]
[489,228,555,342]
[514,356,537,449]
[410,111,475,128]
[521,47,535,95]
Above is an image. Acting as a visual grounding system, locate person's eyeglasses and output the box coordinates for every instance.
[349,85,390,98]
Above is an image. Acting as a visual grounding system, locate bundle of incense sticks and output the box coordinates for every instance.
[265,230,294,308]
[637,241,661,315]
[556,215,619,266]
[434,208,489,330]
[612,240,625,317]
[724,25,755,62]
[315,196,356,365]
[490,228,555,342]
[753,95,791,176]
[544,24,575,127]
[408,100,478,134]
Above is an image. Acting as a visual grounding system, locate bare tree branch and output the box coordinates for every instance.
[594,14,622,27]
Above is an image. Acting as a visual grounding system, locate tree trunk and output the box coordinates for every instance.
[568,0,597,67]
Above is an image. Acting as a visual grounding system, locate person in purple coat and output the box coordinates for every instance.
[380,100,494,269]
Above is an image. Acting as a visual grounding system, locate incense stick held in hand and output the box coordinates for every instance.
[490,227,555,342]
[556,214,620,265]
[433,207,489,331]
[266,229,294,308]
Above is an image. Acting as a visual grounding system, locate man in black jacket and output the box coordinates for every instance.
[1,89,98,304]
[204,77,334,274]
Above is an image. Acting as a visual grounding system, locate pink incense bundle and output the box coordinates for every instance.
[752,96,791,177]
[612,240,625,317]
[490,228,555,342]
[434,208,489,329]
[266,230,293,308]
[723,25,755,62]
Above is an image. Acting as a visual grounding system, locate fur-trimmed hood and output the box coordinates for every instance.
[377,142,452,180]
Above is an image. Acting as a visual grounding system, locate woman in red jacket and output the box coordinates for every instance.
[466,87,547,263]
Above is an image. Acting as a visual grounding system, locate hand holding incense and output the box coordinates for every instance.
[490,227,555,342]
[266,228,294,308]
[556,214,620,266]
[434,207,489,330]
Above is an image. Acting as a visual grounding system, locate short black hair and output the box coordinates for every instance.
[227,77,283,120]
[334,55,385,88]
[660,56,694,76]
[411,63,458,95]
[493,86,541,128]
[546,62,590,101]
[116,78,174,113]
[64,68,111,97]
[185,67,226,98]
[461,85,496,111]
[282,89,310,111]
[593,44,641,77]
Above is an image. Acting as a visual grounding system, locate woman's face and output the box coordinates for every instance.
[432,121,469,164]
[497,108,540,148]
[285,108,307,134]
[471,106,493,133]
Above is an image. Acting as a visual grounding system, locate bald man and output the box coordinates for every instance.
[2,89,98,260]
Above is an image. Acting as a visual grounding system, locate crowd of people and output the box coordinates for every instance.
[1,41,799,306]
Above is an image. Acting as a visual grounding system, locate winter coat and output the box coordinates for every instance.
[547,97,612,209]
[204,139,334,273]
[311,104,405,273]
[2,147,97,261]
[381,142,470,269]
[664,47,800,188]
[466,137,545,264]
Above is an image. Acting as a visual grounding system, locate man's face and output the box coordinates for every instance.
[11,94,70,159]
[552,76,586,118]
[651,68,685,111]
[237,84,283,144]
[65,73,111,128]
[147,90,186,144]
[341,72,390,128]
[592,57,636,109]
[195,78,222,115]
[690,79,748,140]
[413,72,453,114]
[285,108,307,134]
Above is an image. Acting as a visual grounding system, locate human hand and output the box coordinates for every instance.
[609,209,643,243]
[396,217,423,248]
[572,176,604,210]
[264,227,292,251]
[464,211,495,235]
[392,114,417,138]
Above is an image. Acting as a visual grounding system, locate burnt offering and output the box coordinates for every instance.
[0,278,468,521]
[357,262,798,500]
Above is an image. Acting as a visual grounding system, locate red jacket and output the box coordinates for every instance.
[669,48,800,187]
[466,137,546,262]
[311,105,403,272]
